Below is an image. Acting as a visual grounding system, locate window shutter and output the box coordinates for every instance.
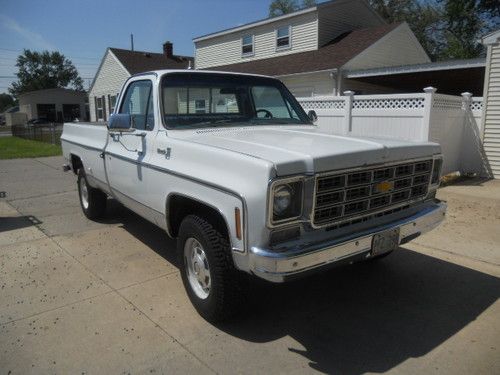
[94,96,98,122]
[108,94,111,115]
[102,95,107,121]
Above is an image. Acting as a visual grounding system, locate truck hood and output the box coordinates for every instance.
[182,126,441,176]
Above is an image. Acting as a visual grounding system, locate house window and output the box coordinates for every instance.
[242,35,254,56]
[96,97,104,120]
[276,26,291,49]
[195,99,206,114]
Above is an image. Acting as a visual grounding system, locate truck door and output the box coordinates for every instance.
[105,78,156,214]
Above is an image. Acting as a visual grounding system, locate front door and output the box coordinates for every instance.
[105,78,157,213]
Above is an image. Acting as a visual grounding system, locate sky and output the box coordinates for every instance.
[0,0,283,94]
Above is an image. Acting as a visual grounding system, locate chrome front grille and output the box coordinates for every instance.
[313,159,432,226]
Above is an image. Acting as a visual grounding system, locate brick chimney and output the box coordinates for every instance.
[163,41,173,58]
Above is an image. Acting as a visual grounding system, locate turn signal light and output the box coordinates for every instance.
[235,207,242,240]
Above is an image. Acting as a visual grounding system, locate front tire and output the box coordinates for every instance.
[77,168,107,220]
[367,250,394,261]
[178,215,246,322]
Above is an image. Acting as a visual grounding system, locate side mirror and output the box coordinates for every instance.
[108,113,132,131]
[308,110,318,124]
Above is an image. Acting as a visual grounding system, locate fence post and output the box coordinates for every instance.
[343,90,354,135]
[422,87,436,142]
[51,123,56,145]
[461,92,472,110]
[460,92,473,174]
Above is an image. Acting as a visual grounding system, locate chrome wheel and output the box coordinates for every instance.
[184,237,211,299]
[79,176,89,209]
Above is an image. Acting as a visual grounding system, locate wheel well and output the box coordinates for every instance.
[167,195,229,239]
[70,154,82,175]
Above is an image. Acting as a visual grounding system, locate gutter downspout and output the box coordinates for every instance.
[329,68,342,96]
[337,68,343,96]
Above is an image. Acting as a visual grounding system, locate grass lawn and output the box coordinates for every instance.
[0,136,62,159]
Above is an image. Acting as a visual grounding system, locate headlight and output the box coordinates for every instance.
[271,179,304,224]
[273,184,292,216]
[431,157,443,185]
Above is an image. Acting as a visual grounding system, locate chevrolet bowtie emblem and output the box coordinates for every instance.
[374,180,394,194]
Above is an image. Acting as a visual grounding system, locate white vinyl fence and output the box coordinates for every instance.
[298,88,486,176]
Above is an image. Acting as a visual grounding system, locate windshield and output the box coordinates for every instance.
[160,72,310,128]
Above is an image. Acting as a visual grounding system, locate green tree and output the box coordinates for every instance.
[368,0,441,58]
[0,93,16,113]
[439,0,484,59]
[9,50,83,98]
[479,0,500,17]
[269,0,298,17]
[369,0,499,60]
[269,0,316,17]
[302,0,316,8]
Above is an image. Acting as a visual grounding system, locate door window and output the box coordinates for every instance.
[119,80,154,130]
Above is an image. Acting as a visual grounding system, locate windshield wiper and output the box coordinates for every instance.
[191,118,244,127]
[249,119,298,125]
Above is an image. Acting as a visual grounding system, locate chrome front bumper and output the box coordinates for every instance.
[249,201,447,282]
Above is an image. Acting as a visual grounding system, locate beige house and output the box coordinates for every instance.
[18,88,87,122]
[194,0,430,96]
[481,29,500,179]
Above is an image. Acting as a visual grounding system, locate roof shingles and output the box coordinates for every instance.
[203,23,401,76]
[110,48,193,75]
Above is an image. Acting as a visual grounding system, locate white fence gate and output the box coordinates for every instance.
[298,88,486,176]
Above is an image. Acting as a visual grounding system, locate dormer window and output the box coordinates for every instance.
[276,26,291,50]
[242,35,254,56]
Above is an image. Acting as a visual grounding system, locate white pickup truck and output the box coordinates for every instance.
[61,70,446,322]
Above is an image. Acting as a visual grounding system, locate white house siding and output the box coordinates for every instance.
[317,0,384,47]
[279,71,335,97]
[195,11,318,69]
[89,50,130,122]
[343,23,430,71]
[482,43,500,178]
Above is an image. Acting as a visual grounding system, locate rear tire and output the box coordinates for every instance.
[77,168,107,220]
[178,214,247,323]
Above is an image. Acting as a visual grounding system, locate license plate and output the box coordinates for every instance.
[372,228,400,256]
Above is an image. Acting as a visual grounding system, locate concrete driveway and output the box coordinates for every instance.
[1,156,499,374]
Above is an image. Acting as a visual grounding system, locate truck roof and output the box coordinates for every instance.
[130,69,274,80]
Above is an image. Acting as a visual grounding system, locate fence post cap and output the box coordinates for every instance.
[423,87,437,93]
[461,92,473,99]
[343,90,355,96]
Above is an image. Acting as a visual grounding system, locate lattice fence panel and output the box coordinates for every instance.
[432,98,463,110]
[352,98,425,109]
[300,100,345,110]
[470,100,483,111]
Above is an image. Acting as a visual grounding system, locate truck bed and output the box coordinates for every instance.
[61,122,108,152]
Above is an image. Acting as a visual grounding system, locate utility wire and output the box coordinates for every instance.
[0,48,100,61]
